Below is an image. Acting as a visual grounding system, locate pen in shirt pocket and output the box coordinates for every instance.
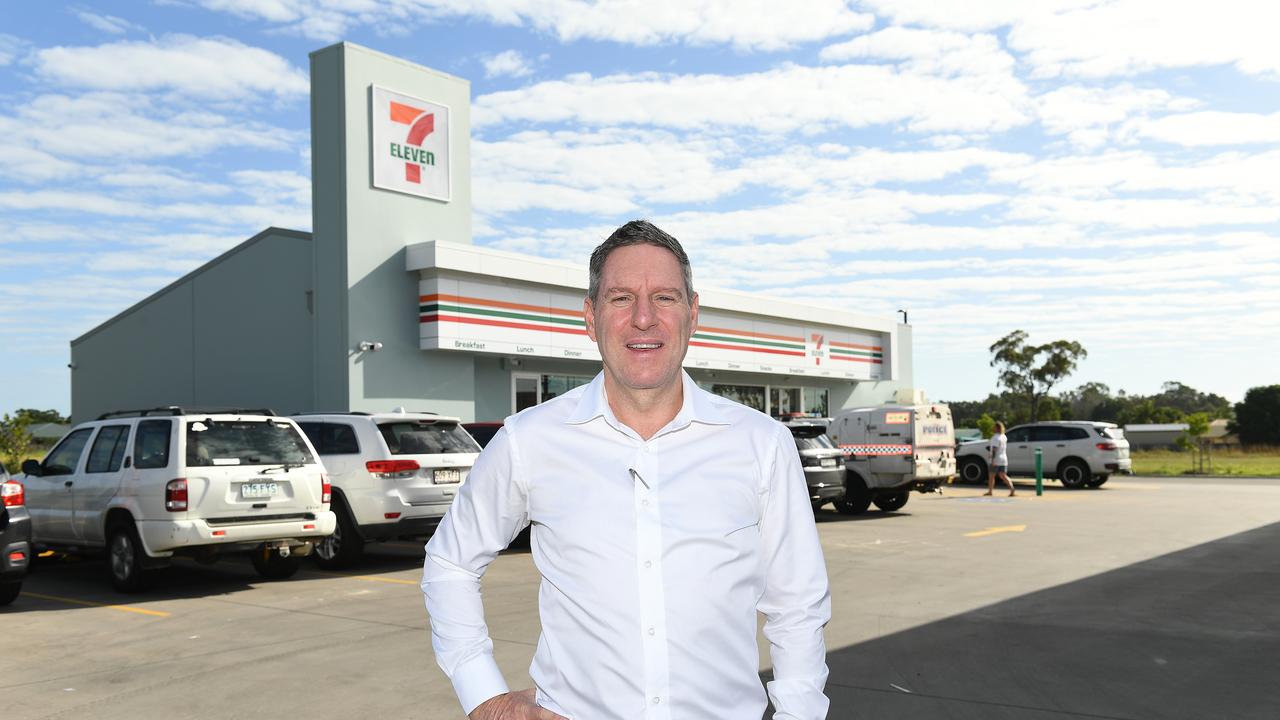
[628,468,650,489]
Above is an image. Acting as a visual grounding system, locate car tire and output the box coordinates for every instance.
[107,519,150,593]
[958,457,988,484]
[314,496,364,569]
[1059,459,1091,489]
[873,491,910,512]
[834,473,872,515]
[1087,474,1110,488]
[0,581,20,605]
[251,546,302,580]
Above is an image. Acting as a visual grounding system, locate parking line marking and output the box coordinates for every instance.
[312,571,420,586]
[24,592,171,617]
[965,524,1027,538]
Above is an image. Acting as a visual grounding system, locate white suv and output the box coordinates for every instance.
[20,408,335,591]
[955,421,1131,488]
[294,410,480,568]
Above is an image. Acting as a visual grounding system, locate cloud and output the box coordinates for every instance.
[1035,84,1197,148]
[31,35,308,99]
[1136,110,1280,146]
[474,63,1031,134]
[74,10,143,35]
[483,49,534,79]
[819,26,1015,78]
[193,0,875,50]
[0,34,26,65]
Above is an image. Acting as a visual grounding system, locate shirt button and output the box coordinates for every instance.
[641,499,649,507]
[648,626,656,636]
[652,697,661,704]
[644,560,652,568]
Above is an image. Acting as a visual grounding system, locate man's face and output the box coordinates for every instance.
[585,243,698,396]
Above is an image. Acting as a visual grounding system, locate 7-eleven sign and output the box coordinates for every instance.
[371,85,451,201]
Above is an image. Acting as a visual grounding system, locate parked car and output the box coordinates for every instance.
[20,407,336,592]
[294,410,481,568]
[462,422,503,449]
[954,421,1131,488]
[781,420,846,511]
[1,465,32,605]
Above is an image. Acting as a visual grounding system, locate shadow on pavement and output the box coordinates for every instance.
[766,520,1280,719]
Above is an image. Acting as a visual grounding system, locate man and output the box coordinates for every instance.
[422,220,831,719]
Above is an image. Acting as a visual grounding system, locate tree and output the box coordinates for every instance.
[15,408,69,425]
[1177,412,1212,473]
[1150,382,1232,419]
[977,413,996,439]
[1232,385,1280,446]
[1062,381,1112,420]
[0,413,34,471]
[989,330,1088,422]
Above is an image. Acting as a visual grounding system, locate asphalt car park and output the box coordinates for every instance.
[3,475,1279,720]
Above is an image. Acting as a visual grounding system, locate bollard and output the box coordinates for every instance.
[1035,447,1044,496]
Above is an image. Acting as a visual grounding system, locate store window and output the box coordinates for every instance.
[711,384,766,412]
[803,387,830,417]
[513,373,594,412]
[770,387,802,417]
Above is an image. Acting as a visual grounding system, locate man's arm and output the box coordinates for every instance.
[757,423,832,720]
[422,425,531,715]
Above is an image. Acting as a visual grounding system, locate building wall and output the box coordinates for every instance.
[70,229,314,422]
[310,42,476,416]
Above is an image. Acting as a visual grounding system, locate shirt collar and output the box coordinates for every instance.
[565,370,732,430]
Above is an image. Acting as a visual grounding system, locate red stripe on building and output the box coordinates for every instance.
[421,314,589,336]
[688,340,806,357]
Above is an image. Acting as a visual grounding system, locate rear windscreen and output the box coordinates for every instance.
[186,420,314,467]
[1099,427,1125,440]
[379,422,481,455]
[795,434,835,450]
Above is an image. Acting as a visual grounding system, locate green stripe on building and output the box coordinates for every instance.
[692,332,804,350]
[421,303,586,327]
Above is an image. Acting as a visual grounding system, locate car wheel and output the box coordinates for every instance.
[958,457,988,484]
[834,473,872,515]
[251,546,302,580]
[314,497,364,569]
[107,520,149,593]
[873,491,910,512]
[1087,474,1110,488]
[1059,459,1091,489]
[0,581,20,605]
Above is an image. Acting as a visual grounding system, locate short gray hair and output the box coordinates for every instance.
[588,220,694,302]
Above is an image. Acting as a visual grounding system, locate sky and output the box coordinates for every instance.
[1,0,1276,417]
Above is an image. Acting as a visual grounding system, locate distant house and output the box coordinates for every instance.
[1125,419,1237,450]
[28,422,70,445]
[1124,423,1187,450]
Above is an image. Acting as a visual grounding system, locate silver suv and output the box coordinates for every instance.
[955,421,1131,488]
[294,410,480,568]
[20,408,336,591]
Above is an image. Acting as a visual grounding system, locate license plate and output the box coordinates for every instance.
[434,469,461,484]
[242,482,279,498]
[820,458,838,467]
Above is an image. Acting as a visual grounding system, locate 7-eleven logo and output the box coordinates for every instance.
[809,333,828,366]
[389,101,435,183]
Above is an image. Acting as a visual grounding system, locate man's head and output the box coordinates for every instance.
[584,220,698,398]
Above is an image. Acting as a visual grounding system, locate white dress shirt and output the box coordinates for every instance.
[422,371,831,720]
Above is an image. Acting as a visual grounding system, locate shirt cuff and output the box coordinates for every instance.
[452,653,510,716]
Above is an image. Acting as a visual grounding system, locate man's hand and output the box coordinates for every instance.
[468,688,567,720]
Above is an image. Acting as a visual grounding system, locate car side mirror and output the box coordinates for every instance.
[22,458,42,477]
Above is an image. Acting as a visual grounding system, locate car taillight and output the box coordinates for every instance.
[366,459,420,478]
[1096,442,1117,451]
[321,474,332,504]
[1,480,24,507]
[165,478,188,511]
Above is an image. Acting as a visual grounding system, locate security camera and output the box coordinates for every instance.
[358,341,383,352]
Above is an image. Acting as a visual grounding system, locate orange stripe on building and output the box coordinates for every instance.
[421,313,589,336]
[420,294,582,318]
[390,101,423,124]
[689,340,805,357]
[830,340,883,351]
[697,325,803,343]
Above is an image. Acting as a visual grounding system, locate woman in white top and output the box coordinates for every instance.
[985,421,1016,497]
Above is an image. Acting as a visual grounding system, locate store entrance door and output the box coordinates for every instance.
[513,373,540,413]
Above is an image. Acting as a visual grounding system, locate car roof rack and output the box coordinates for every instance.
[292,411,374,416]
[97,406,278,420]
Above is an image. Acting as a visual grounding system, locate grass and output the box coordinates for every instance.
[1130,447,1280,477]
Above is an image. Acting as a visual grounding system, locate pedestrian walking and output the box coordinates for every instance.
[985,421,1016,497]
